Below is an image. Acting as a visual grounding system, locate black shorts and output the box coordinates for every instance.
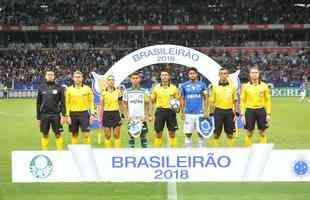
[40,114,63,135]
[154,108,178,133]
[69,111,90,133]
[102,111,121,128]
[245,108,268,131]
[213,108,235,137]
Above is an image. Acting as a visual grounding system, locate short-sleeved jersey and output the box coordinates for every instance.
[123,87,149,118]
[210,83,237,109]
[65,85,94,115]
[180,80,208,114]
[240,81,271,115]
[101,88,122,111]
[150,84,179,109]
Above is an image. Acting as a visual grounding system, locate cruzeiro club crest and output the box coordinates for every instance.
[291,158,310,178]
[29,155,53,178]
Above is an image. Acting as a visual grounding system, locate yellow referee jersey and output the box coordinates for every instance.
[101,88,122,111]
[210,83,237,109]
[65,85,94,115]
[151,84,179,109]
[240,81,271,115]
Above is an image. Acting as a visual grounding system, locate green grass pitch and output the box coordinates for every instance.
[0,98,310,200]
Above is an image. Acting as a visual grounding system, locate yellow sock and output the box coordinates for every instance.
[105,139,112,148]
[259,135,267,144]
[114,139,121,148]
[83,135,91,145]
[41,137,49,150]
[227,138,235,147]
[212,138,220,147]
[71,136,79,144]
[245,135,252,147]
[170,137,177,148]
[97,132,102,144]
[55,137,64,150]
[154,138,163,148]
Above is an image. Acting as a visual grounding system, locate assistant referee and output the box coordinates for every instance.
[240,66,271,146]
[209,68,237,147]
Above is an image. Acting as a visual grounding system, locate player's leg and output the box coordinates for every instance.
[112,111,122,148]
[140,122,148,148]
[167,110,178,148]
[244,109,255,147]
[40,114,50,150]
[51,114,64,150]
[224,110,235,147]
[212,109,224,147]
[70,113,79,144]
[183,114,195,147]
[80,112,91,145]
[154,109,165,147]
[257,108,269,144]
[102,111,112,147]
[196,114,205,148]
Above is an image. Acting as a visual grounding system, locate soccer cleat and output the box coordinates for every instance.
[55,137,64,150]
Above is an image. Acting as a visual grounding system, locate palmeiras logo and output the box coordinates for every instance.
[291,158,310,178]
[29,155,53,178]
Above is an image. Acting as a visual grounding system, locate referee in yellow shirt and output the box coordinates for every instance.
[240,66,271,146]
[149,70,180,148]
[99,75,123,148]
[210,68,237,147]
[65,71,95,144]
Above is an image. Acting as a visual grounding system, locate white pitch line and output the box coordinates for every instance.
[167,181,177,200]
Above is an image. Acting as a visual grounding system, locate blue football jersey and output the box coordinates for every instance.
[180,81,207,114]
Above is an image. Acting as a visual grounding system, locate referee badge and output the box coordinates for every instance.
[128,119,143,138]
[197,116,215,139]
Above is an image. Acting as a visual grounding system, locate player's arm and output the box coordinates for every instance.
[36,88,42,123]
[60,87,66,124]
[65,88,71,124]
[122,90,129,119]
[203,83,209,118]
[144,91,150,122]
[88,88,96,122]
[118,90,125,118]
[98,91,104,122]
[240,84,246,116]
[148,88,156,121]
[264,85,272,120]
[232,86,238,120]
[209,85,215,115]
[179,85,185,119]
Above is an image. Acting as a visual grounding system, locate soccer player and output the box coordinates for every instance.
[209,68,238,147]
[240,66,271,146]
[180,67,209,147]
[65,71,95,145]
[36,70,66,150]
[123,72,149,148]
[149,70,180,148]
[99,75,123,148]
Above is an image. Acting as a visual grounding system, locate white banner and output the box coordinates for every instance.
[12,144,310,182]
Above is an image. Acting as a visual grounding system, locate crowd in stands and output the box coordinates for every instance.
[0,0,309,25]
[0,48,309,89]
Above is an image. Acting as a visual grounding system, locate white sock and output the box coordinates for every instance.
[198,138,205,148]
[185,137,192,148]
